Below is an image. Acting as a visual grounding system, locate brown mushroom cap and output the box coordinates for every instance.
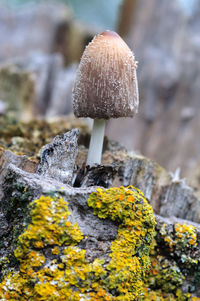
[73,30,139,119]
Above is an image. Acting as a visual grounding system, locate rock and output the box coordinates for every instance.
[37,129,79,185]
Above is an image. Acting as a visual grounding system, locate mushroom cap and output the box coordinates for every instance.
[73,30,139,119]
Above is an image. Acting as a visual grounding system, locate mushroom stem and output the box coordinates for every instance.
[87,119,106,166]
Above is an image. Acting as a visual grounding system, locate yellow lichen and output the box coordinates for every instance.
[143,288,200,301]
[159,222,198,253]
[144,221,200,300]
[88,186,156,300]
[0,187,156,300]
[174,223,197,247]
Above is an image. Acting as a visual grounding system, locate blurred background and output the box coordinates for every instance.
[0,0,200,188]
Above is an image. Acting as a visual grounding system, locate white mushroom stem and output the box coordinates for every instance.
[87,119,106,166]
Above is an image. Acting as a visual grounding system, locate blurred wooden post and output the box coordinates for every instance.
[117,0,138,37]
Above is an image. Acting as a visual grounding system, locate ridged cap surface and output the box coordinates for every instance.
[73,30,139,119]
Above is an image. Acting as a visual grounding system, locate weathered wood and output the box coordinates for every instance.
[0,127,199,298]
[107,0,200,192]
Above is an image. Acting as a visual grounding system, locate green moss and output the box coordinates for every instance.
[1,179,34,256]
[0,186,156,300]
[0,115,88,158]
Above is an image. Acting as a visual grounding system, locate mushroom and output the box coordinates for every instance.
[73,30,139,166]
